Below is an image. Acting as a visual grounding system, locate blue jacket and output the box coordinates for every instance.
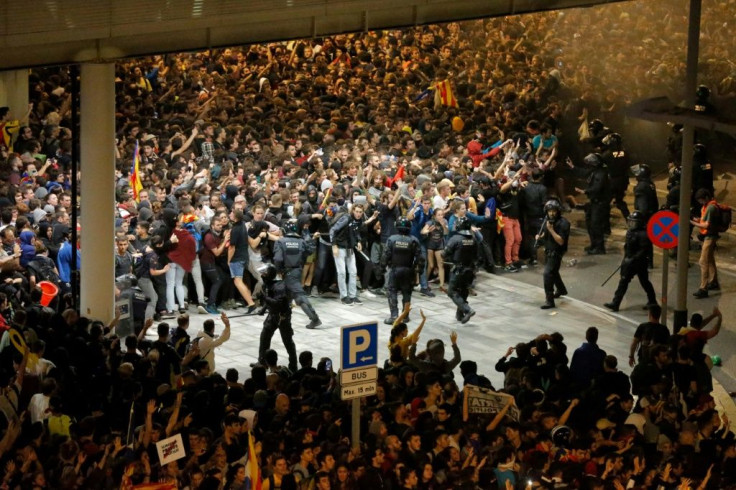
[410,206,433,240]
[57,241,81,283]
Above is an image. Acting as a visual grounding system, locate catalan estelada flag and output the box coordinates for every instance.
[245,431,262,490]
[130,140,143,201]
[433,80,458,109]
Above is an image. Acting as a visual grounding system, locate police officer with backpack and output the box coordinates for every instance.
[256,264,298,372]
[537,200,570,310]
[604,212,658,312]
[381,217,424,325]
[443,216,479,324]
[273,220,322,329]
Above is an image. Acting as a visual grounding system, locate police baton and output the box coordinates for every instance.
[533,217,548,249]
[601,264,622,287]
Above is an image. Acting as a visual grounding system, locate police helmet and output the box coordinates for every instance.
[588,119,604,134]
[395,217,411,234]
[693,143,707,160]
[283,219,300,237]
[551,425,573,448]
[668,166,682,188]
[627,211,646,229]
[634,164,651,180]
[258,263,278,284]
[455,216,472,236]
[544,199,562,219]
[583,153,603,167]
[602,132,622,148]
[696,85,710,101]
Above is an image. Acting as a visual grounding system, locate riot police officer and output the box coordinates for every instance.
[443,216,480,324]
[585,119,610,153]
[256,264,297,372]
[603,212,658,312]
[633,164,658,268]
[273,220,322,329]
[381,217,424,325]
[602,133,630,220]
[692,143,714,199]
[576,153,610,255]
[633,164,659,221]
[537,200,570,309]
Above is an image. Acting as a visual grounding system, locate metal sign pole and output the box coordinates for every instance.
[352,399,360,450]
[661,252,669,328]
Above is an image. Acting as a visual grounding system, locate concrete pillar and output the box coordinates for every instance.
[80,63,116,320]
[0,69,29,119]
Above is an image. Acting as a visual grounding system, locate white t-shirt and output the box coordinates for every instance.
[433,195,448,210]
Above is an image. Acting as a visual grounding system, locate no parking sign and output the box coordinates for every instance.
[647,210,679,249]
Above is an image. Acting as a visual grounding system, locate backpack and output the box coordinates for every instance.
[182,221,203,253]
[28,257,61,285]
[714,202,732,233]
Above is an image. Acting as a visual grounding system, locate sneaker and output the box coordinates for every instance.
[642,302,658,310]
[540,301,555,310]
[306,319,322,330]
[553,289,568,298]
[420,288,435,297]
[351,297,363,305]
[693,289,708,299]
[603,302,619,312]
[341,297,354,306]
[205,305,219,314]
[460,309,476,324]
[246,304,258,314]
[162,310,176,319]
[370,288,386,296]
[384,317,397,325]
[197,304,208,314]
[304,285,313,296]
[586,248,606,255]
[178,308,187,315]
[153,312,162,321]
[504,264,519,273]
[706,281,720,291]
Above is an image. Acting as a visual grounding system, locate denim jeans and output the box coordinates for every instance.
[165,262,187,311]
[137,277,157,320]
[190,256,205,304]
[334,248,357,298]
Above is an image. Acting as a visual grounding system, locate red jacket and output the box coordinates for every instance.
[467,140,501,168]
[167,228,196,272]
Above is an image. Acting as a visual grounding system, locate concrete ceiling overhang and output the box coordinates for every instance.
[0,0,627,70]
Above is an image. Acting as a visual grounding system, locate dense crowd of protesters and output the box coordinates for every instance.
[0,0,734,487]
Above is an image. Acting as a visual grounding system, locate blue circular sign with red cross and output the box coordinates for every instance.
[647,210,679,249]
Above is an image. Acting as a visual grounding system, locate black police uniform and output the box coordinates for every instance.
[634,174,658,267]
[634,177,658,222]
[381,232,423,322]
[584,161,611,254]
[520,179,547,262]
[603,148,631,219]
[605,221,658,311]
[443,232,479,322]
[258,275,297,372]
[273,234,321,328]
[541,216,570,307]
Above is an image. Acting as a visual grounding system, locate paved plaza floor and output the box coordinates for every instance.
[154,271,638,388]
